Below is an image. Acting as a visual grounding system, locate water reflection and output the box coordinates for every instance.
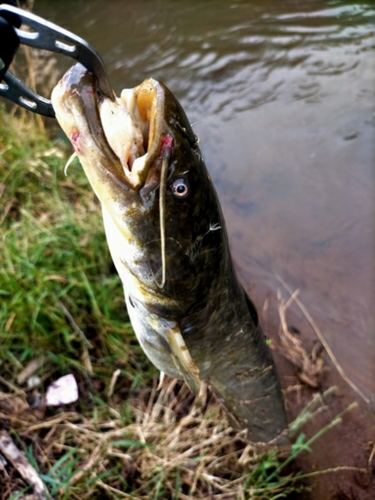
[35,0,375,398]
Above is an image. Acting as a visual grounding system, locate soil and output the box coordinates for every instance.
[239,269,375,500]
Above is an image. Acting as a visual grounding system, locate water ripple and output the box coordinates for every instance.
[112,0,374,117]
[35,0,375,116]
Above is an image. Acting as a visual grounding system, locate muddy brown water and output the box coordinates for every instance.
[34,1,375,498]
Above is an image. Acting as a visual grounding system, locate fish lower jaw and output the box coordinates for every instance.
[127,153,155,190]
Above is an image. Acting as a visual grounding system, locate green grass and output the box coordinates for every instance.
[0,108,363,499]
[0,107,153,396]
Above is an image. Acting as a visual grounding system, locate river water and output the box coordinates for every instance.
[33,1,375,401]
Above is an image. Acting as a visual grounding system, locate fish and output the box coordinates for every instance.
[51,63,288,443]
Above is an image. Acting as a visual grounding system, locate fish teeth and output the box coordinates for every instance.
[99,96,144,173]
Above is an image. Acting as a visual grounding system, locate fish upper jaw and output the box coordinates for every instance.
[51,63,167,192]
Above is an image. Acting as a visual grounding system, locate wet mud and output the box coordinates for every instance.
[238,263,375,499]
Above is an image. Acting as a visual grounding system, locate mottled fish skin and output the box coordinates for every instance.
[51,63,288,443]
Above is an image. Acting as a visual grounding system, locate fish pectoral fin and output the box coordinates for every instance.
[167,327,201,394]
[170,353,200,393]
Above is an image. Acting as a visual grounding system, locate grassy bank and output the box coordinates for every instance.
[0,109,359,499]
[0,109,157,498]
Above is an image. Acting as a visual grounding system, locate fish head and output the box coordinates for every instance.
[52,64,226,314]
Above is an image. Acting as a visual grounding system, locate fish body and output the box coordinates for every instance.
[52,64,287,443]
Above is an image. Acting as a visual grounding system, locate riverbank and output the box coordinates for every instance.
[0,109,369,499]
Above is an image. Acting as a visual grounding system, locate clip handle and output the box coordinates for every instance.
[0,71,56,117]
[0,4,114,116]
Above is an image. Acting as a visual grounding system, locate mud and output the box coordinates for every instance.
[240,265,375,500]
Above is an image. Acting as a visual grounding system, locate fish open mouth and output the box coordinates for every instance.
[52,64,167,191]
[99,77,167,190]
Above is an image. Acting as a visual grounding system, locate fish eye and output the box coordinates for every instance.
[170,178,190,199]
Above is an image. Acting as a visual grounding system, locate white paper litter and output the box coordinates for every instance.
[45,373,79,406]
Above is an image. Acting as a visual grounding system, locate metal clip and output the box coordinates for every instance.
[0,4,114,117]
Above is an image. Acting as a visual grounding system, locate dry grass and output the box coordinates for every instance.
[0,370,366,500]
[274,289,325,389]
[274,276,370,404]
[0,375,300,500]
